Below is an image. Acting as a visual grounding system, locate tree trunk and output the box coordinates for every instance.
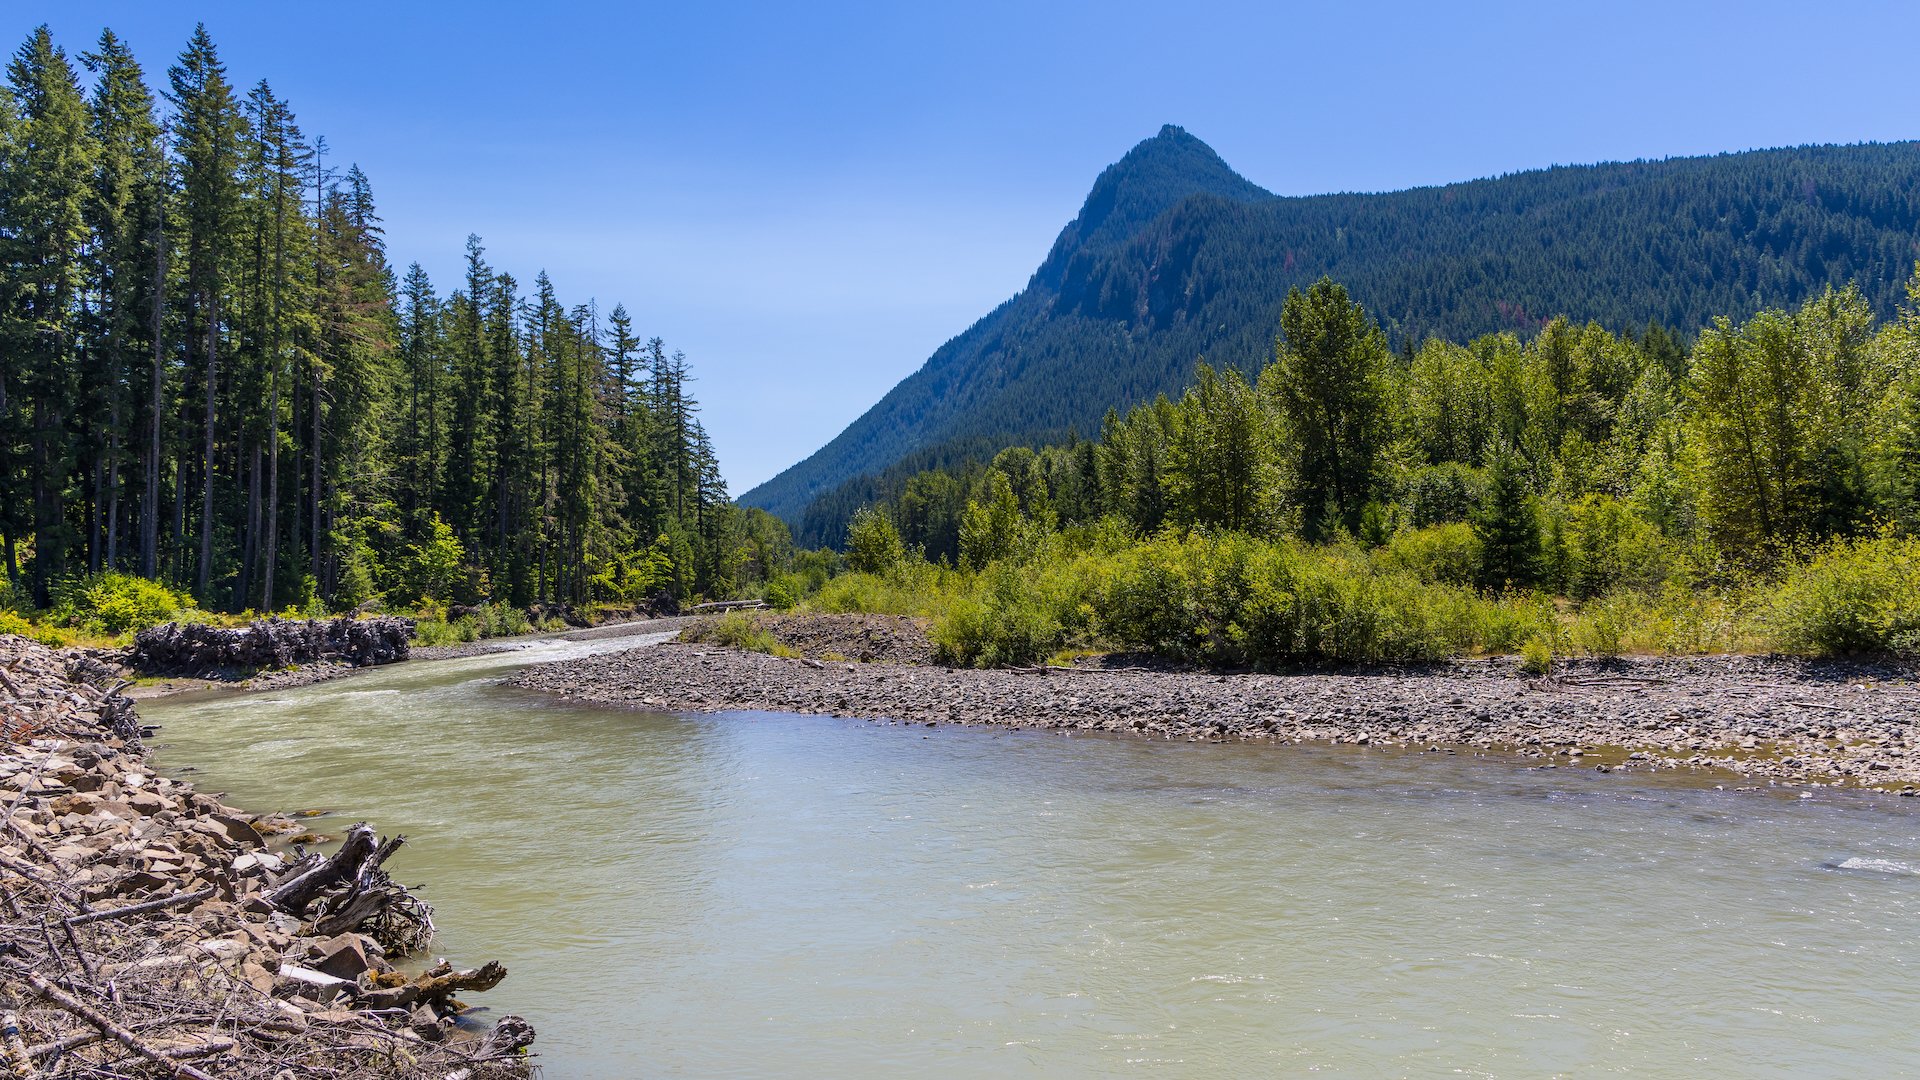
[197,290,218,595]
[143,218,165,580]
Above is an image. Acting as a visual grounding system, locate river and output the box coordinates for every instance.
[139,633,1920,1077]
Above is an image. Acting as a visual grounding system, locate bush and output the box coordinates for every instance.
[1767,533,1920,655]
[1572,592,1635,656]
[698,611,791,656]
[1562,495,1670,598]
[931,562,1070,668]
[0,610,71,648]
[1519,636,1553,674]
[809,560,958,619]
[54,572,194,634]
[1089,532,1494,667]
[413,617,478,647]
[1376,523,1481,586]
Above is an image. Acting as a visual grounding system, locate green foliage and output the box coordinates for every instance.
[412,601,534,647]
[844,507,905,575]
[931,558,1083,669]
[752,130,1920,538]
[1572,593,1636,657]
[1518,636,1553,675]
[52,571,194,633]
[1768,533,1920,655]
[1084,533,1485,666]
[402,514,465,605]
[1400,463,1484,527]
[697,611,793,657]
[1561,495,1670,597]
[1269,279,1393,538]
[0,610,73,647]
[958,472,1023,570]
[1473,450,1542,589]
[1377,524,1482,587]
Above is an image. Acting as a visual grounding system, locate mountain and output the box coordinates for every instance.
[742,125,1920,538]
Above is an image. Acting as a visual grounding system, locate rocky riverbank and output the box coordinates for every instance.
[123,615,693,699]
[512,623,1920,793]
[0,634,535,1077]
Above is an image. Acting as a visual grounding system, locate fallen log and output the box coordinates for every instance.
[266,823,379,914]
[64,887,215,928]
[360,961,508,1011]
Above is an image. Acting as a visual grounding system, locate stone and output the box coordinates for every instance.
[309,933,376,980]
[48,792,102,816]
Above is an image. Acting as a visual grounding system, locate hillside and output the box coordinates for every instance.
[742,125,1920,539]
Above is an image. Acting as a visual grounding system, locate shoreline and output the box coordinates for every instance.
[0,634,535,1076]
[511,636,1920,793]
[126,615,692,700]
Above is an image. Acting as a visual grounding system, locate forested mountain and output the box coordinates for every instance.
[745,125,1920,544]
[0,24,785,615]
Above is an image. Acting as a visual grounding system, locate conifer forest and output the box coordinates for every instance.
[0,24,782,624]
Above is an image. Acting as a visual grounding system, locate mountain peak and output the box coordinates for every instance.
[1038,126,1271,281]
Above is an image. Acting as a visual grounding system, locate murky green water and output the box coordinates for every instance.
[140,635,1920,1078]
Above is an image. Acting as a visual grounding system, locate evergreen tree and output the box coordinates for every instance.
[3,27,94,603]
[1268,278,1391,538]
[167,23,245,596]
[1474,448,1542,589]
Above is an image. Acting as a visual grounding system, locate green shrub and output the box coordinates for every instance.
[1088,532,1496,667]
[1400,462,1484,527]
[1519,635,1554,674]
[1562,495,1671,598]
[1572,592,1635,657]
[696,611,793,657]
[413,617,478,647]
[54,572,194,634]
[1767,533,1920,655]
[931,562,1068,668]
[0,610,71,647]
[809,560,958,619]
[1376,523,1482,586]
[474,602,532,638]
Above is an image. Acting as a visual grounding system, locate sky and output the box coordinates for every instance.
[18,2,1920,492]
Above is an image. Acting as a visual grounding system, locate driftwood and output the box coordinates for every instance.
[686,600,767,613]
[18,970,217,1080]
[131,616,413,675]
[64,887,215,929]
[361,961,508,1012]
[265,824,380,914]
[3,1011,31,1077]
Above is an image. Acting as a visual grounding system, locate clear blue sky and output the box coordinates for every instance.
[21,2,1920,491]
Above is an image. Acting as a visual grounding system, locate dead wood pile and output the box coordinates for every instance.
[0,634,533,1078]
[130,618,414,676]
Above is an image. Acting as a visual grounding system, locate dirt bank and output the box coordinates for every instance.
[512,633,1920,793]
[0,634,535,1077]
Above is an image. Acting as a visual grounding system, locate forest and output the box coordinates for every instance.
[750,125,1920,535]
[778,274,1920,668]
[0,24,793,640]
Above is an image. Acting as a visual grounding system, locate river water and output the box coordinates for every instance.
[139,634,1920,1078]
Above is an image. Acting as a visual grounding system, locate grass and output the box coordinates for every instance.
[686,611,796,657]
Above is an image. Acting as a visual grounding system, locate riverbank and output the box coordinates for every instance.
[0,634,536,1077]
[124,616,692,699]
[511,619,1920,792]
